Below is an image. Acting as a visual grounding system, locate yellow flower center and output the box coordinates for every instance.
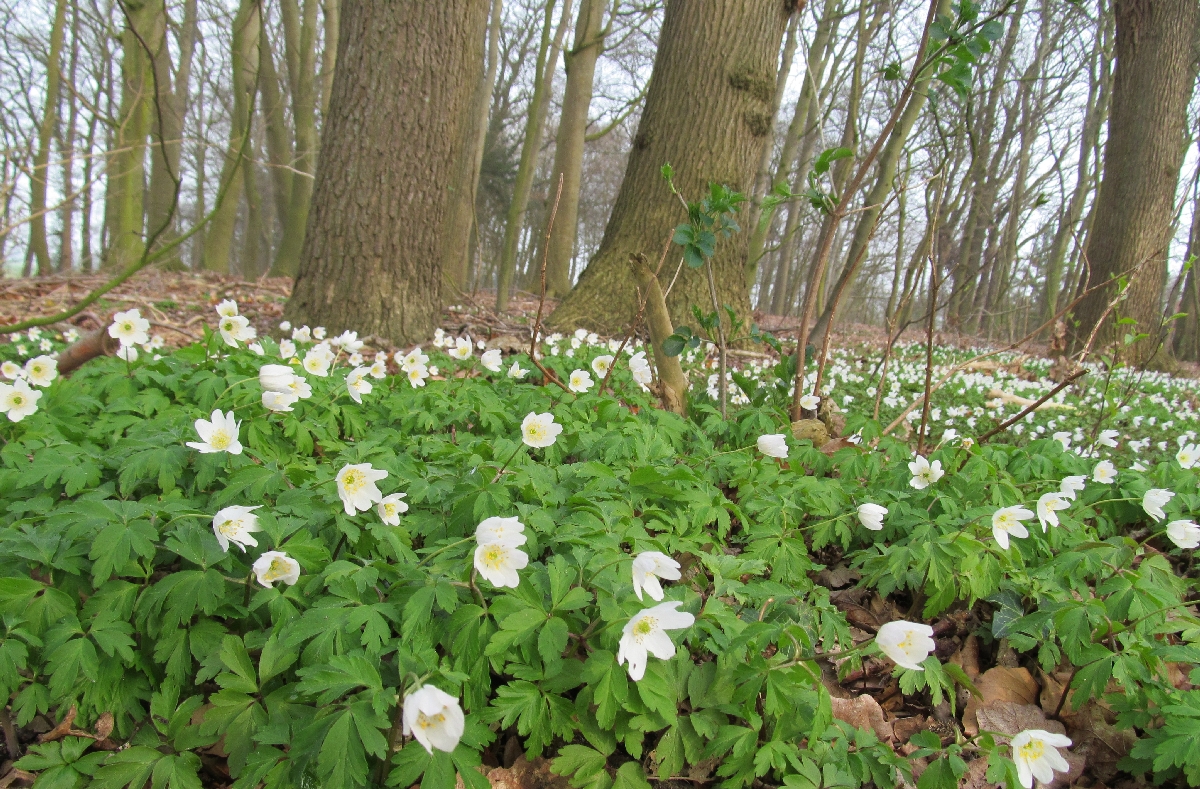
[342,471,363,493]
[12,395,25,407]
[482,546,505,569]
[526,424,545,440]
[263,557,290,581]
[218,518,243,537]
[897,632,915,651]
[632,616,657,641]
[1018,739,1045,761]
[416,711,445,730]
[209,430,231,450]
[122,322,133,332]
[384,504,396,517]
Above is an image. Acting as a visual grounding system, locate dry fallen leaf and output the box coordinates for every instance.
[830,694,893,742]
[962,666,1038,735]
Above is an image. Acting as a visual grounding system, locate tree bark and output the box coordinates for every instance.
[29,0,69,275]
[442,0,503,293]
[550,0,791,334]
[284,0,489,343]
[1070,0,1200,361]
[495,0,574,311]
[544,0,610,298]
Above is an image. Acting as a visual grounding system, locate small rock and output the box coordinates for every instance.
[791,419,830,446]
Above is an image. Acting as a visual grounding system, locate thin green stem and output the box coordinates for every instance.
[416,537,475,568]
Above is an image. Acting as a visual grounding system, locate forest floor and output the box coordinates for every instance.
[1,269,1004,361]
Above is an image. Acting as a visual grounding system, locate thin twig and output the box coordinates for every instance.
[976,370,1087,445]
[529,174,571,393]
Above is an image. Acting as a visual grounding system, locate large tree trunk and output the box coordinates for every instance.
[29,0,68,275]
[442,0,503,294]
[284,0,488,343]
[550,0,791,334]
[544,0,609,298]
[1070,0,1200,361]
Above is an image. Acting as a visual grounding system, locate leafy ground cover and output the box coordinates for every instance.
[0,299,1199,789]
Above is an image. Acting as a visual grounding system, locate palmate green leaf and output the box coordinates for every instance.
[89,518,157,585]
[89,746,165,789]
[295,652,383,705]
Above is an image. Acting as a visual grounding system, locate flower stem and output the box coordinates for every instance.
[491,443,526,483]
[416,537,474,568]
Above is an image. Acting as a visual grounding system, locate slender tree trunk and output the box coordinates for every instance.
[549,0,790,333]
[202,0,259,273]
[495,0,573,311]
[442,0,503,293]
[318,0,339,117]
[257,28,293,234]
[270,0,320,275]
[103,0,159,270]
[29,0,69,275]
[544,0,610,298]
[744,8,802,289]
[190,76,206,267]
[57,0,83,272]
[806,0,949,343]
[284,0,489,341]
[1043,6,1111,325]
[1070,0,1200,361]
[146,0,198,268]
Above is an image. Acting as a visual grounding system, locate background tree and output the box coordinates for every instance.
[283,0,489,341]
[1069,0,1200,361]
[549,0,791,333]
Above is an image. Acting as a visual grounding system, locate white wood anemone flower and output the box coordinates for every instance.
[1,360,21,380]
[449,337,473,360]
[618,601,695,681]
[398,347,429,371]
[992,505,1034,549]
[474,539,528,588]
[187,410,243,455]
[212,505,262,552]
[481,349,503,372]
[1092,460,1116,484]
[476,516,526,547]
[1036,493,1069,531]
[108,309,150,347]
[521,412,562,448]
[568,369,594,393]
[1166,519,1200,549]
[336,463,388,515]
[24,356,57,387]
[302,348,332,377]
[219,315,256,348]
[0,379,42,422]
[857,502,888,531]
[875,620,936,671]
[403,685,465,754]
[216,299,239,317]
[1142,488,1174,522]
[757,434,788,459]
[1176,443,1199,469]
[508,361,529,379]
[346,367,373,403]
[908,456,944,490]
[262,391,299,412]
[799,394,820,411]
[407,366,430,388]
[631,551,681,601]
[1011,730,1072,789]
[1058,475,1086,500]
[259,364,296,393]
[252,551,301,588]
[591,355,614,377]
[377,493,409,525]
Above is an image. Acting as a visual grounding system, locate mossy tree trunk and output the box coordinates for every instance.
[549,0,791,334]
[284,0,488,343]
[1070,0,1200,362]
